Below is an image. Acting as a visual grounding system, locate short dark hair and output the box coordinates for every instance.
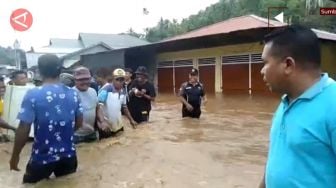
[38,54,62,78]
[0,76,4,82]
[125,68,133,74]
[263,25,321,70]
[11,70,27,79]
[95,67,111,79]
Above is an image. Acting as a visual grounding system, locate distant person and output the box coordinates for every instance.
[10,70,28,86]
[0,76,16,134]
[10,54,83,183]
[95,67,112,91]
[88,70,99,93]
[128,66,156,124]
[33,71,43,87]
[179,68,207,119]
[60,73,75,87]
[73,67,98,144]
[259,25,336,188]
[97,68,137,139]
[124,68,134,103]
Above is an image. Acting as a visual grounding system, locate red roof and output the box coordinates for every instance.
[163,14,336,42]
[164,14,287,42]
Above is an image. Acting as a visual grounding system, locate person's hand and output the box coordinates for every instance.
[202,99,208,106]
[10,126,16,133]
[130,120,138,129]
[97,120,111,133]
[186,104,194,111]
[9,155,20,171]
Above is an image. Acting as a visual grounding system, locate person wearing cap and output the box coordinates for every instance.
[179,68,207,119]
[128,66,156,124]
[10,54,83,183]
[73,67,99,144]
[97,68,137,139]
[60,72,75,87]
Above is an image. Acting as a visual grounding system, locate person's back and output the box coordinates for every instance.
[22,84,81,163]
[10,54,83,184]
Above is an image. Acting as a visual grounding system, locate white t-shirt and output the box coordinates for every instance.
[73,87,98,136]
[98,83,126,132]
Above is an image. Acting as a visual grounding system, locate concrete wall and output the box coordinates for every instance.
[321,41,336,79]
[63,46,110,68]
[79,50,125,73]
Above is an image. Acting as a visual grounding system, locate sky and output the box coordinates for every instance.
[0,0,219,50]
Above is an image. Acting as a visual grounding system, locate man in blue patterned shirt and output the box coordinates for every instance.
[9,54,83,183]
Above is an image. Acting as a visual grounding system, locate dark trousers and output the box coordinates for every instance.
[23,156,77,183]
[131,110,150,124]
[182,105,201,118]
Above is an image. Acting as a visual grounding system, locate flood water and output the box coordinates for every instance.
[0,93,280,188]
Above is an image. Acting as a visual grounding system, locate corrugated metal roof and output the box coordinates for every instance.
[78,33,150,49]
[312,28,336,41]
[163,14,336,42]
[49,38,84,48]
[164,14,287,42]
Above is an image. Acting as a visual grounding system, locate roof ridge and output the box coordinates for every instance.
[164,15,253,41]
[312,28,336,36]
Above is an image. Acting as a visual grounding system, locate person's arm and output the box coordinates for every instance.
[96,88,112,132]
[259,173,265,188]
[142,83,156,101]
[143,93,155,101]
[200,85,207,105]
[10,90,34,171]
[178,83,193,111]
[122,106,137,128]
[75,95,83,131]
[0,118,16,131]
[10,121,31,171]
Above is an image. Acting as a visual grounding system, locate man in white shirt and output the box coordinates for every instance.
[73,67,98,144]
[97,68,137,139]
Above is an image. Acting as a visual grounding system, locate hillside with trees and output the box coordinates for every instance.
[141,0,336,42]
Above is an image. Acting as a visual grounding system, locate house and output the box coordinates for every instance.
[26,33,150,69]
[88,14,335,95]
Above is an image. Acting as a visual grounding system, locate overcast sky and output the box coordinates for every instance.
[0,0,219,50]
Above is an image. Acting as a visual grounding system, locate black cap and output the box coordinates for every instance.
[190,68,198,76]
[135,66,148,76]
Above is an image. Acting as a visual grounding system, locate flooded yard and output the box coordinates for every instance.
[0,93,280,188]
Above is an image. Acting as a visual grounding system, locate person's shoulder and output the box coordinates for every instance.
[197,82,204,87]
[25,87,40,97]
[87,87,98,96]
[100,83,114,92]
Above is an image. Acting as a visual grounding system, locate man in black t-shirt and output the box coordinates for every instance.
[179,68,207,118]
[128,66,156,123]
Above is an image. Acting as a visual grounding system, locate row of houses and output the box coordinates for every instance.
[27,14,336,95]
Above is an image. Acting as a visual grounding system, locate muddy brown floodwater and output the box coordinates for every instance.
[0,93,280,188]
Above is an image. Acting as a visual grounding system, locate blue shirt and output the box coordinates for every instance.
[266,73,336,188]
[98,83,126,104]
[18,83,83,165]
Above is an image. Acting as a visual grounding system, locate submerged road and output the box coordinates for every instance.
[0,93,279,188]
